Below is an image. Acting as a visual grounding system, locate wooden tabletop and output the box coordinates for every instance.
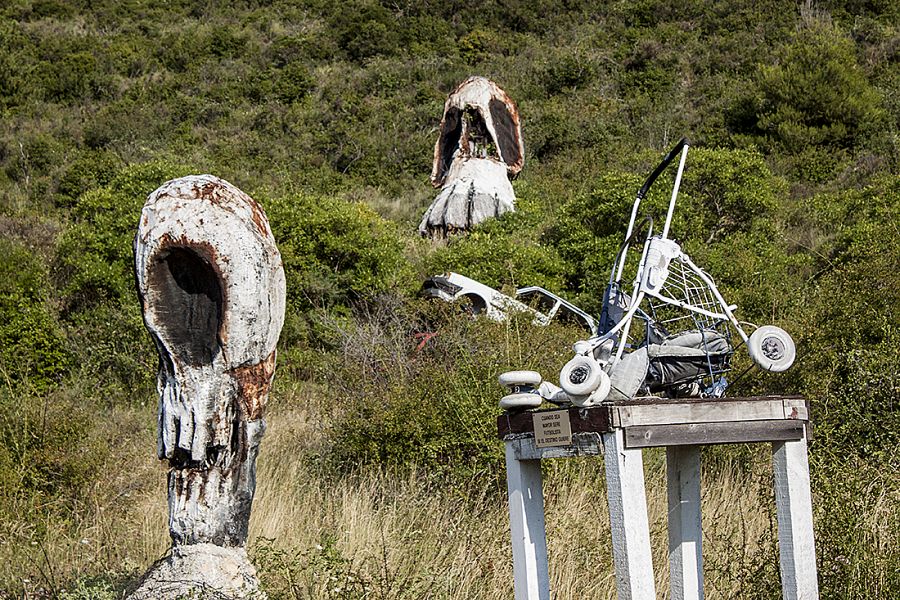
[498,395,809,449]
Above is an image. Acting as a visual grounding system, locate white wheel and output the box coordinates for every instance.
[568,370,611,407]
[587,370,611,405]
[499,393,543,410]
[559,356,605,397]
[748,326,796,372]
[499,370,542,388]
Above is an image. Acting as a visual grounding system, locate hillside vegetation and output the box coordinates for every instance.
[0,0,898,598]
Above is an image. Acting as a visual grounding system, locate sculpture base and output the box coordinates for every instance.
[128,543,264,599]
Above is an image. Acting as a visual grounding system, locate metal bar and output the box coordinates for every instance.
[661,143,689,239]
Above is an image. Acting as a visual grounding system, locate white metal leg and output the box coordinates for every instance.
[667,445,704,600]
[505,443,550,600]
[603,429,656,600]
[772,432,819,600]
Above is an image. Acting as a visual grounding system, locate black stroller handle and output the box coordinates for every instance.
[637,137,690,200]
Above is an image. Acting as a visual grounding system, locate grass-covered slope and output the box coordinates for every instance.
[0,0,898,597]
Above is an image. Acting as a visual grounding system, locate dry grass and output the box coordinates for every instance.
[243,404,782,599]
[2,383,892,598]
[245,388,782,599]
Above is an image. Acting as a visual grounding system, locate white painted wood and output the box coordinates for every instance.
[667,445,704,600]
[616,399,785,427]
[773,432,820,600]
[508,433,603,460]
[782,398,809,420]
[505,443,551,600]
[603,429,656,600]
[135,175,285,548]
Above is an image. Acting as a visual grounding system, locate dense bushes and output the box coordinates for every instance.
[55,162,188,313]
[0,238,70,388]
[542,147,787,314]
[425,193,568,293]
[328,298,584,475]
[266,192,412,313]
[755,20,884,154]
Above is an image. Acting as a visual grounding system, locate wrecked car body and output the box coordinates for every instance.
[422,272,596,334]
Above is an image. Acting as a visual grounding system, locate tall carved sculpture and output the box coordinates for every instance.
[419,76,525,237]
[130,175,285,598]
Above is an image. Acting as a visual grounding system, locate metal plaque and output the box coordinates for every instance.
[533,410,573,448]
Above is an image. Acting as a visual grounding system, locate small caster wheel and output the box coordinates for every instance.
[559,356,608,396]
[748,326,796,372]
[498,370,543,410]
[560,356,610,407]
[499,370,542,388]
[500,393,543,410]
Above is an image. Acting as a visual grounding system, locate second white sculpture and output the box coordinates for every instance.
[420,76,525,237]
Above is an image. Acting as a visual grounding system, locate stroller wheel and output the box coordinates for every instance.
[748,326,796,372]
[498,370,542,388]
[559,356,609,399]
[499,393,543,410]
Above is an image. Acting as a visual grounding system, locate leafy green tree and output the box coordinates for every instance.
[755,20,884,152]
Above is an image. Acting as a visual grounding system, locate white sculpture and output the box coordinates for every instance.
[419,76,525,237]
[130,175,285,598]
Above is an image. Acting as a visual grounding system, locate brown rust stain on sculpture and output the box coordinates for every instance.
[231,350,276,421]
[195,178,270,239]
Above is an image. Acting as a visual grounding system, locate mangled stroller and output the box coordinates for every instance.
[501,139,796,409]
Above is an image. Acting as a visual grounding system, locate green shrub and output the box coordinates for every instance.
[755,20,884,153]
[56,150,122,207]
[4,133,63,182]
[677,147,781,242]
[0,238,70,389]
[328,0,400,62]
[257,62,314,104]
[458,28,511,64]
[328,298,584,477]
[428,232,567,295]
[0,18,35,109]
[426,194,567,293]
[157,28,212,72]
[55,161,188,313]
[265,191,412,313]
[784,178,900,450]
[38,51,106,103]
[543,170,646,312]
[545,148,784,313]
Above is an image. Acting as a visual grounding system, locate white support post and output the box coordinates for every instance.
[603,429,656,600]
[667,445,704,600]
[772,431,819,600]
[505,443,550,600]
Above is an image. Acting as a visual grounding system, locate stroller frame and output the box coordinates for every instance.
[556,139,795,406]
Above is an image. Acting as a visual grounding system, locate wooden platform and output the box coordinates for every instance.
[498,395,810,451]
[499,395,818,600]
